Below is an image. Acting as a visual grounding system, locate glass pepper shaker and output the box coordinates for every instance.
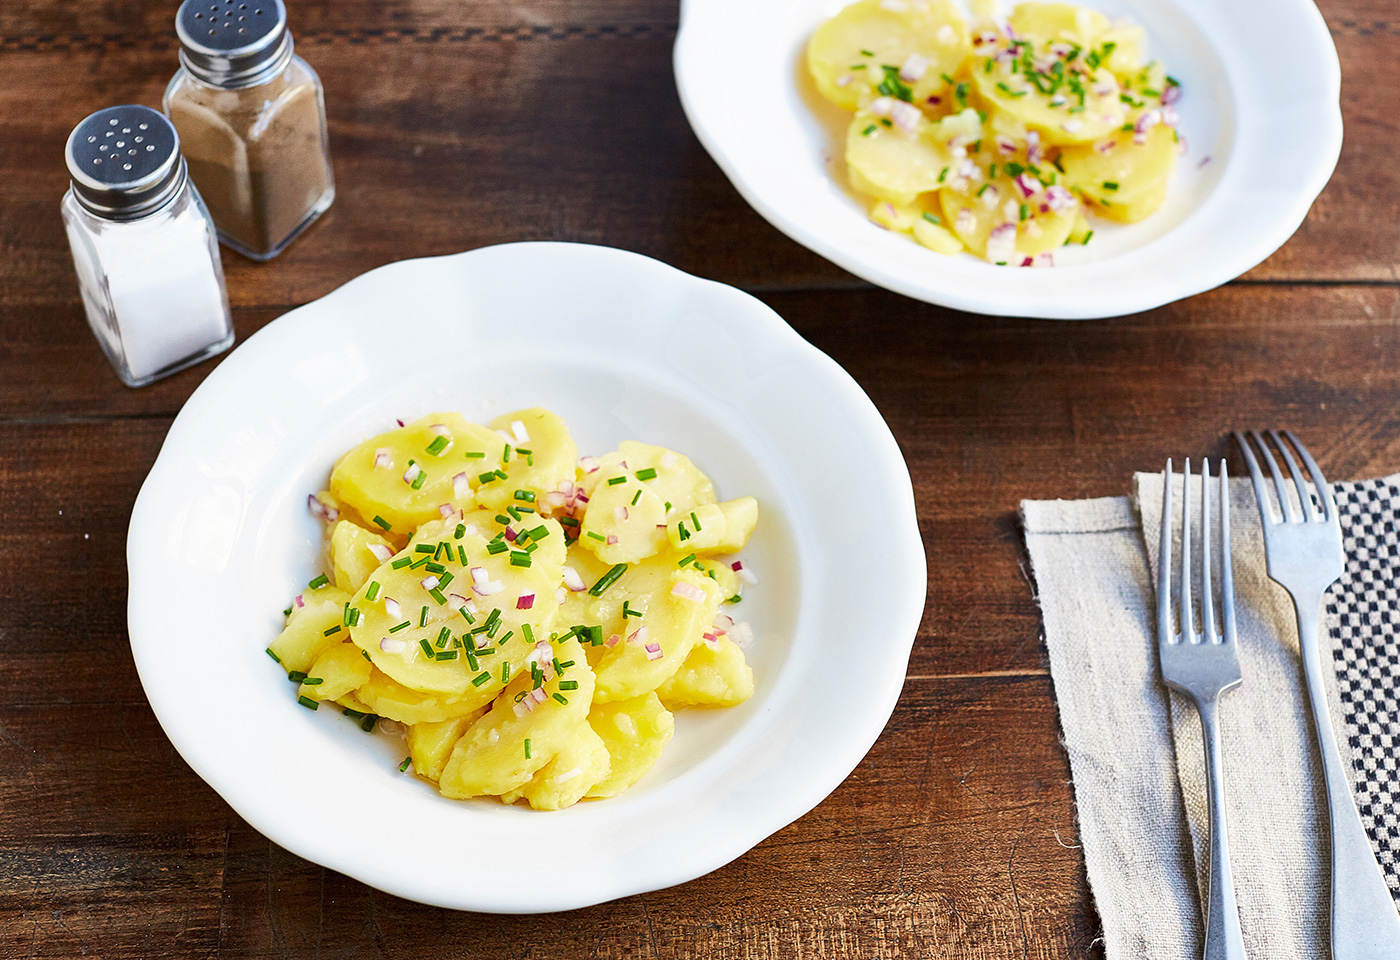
[61,105,234,388]
[164,0,334,260]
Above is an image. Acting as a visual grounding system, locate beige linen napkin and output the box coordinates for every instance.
[1021,472,1400,959]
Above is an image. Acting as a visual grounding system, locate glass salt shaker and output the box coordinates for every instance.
[164,0,334,260]
[62,105,234,388]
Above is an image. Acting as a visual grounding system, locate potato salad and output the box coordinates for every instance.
[267,409,759,810]
[808,0,1183,265]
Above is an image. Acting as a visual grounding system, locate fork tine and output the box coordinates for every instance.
[1233,431,1277,524]
[1202,458,1217,642]
[1270,429,1318,522]
[1251,430,1299,523]
[1159,459,1174,644]
[1283,430,1336,523]
[1219,458,1237,646]
[1181,459,1195,641]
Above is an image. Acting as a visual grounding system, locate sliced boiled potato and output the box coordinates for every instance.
[356,668,494,725]
[330,519,394,592]
[348,514,562,698]
[1006,2,1108,45]
[407,711,484,782]
[846,107,952,206]
[501,722,611,810]
[437,635,595,798]
[939,165,1075,259]
[298,641,373,703]
[579,442,715,564]
[656,634,755,709]
[267,585,352,674]
[592,567,722,702]
[586,693,674,798]
[1057,121,1176,222]
[666,497,758,555]
[473,408,577,513]
[807,0,971,112]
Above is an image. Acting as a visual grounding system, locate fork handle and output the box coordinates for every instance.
[1196,698,1248,960]
[1294,597,1400,960]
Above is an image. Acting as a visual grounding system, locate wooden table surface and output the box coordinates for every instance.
[2,0,1396,956]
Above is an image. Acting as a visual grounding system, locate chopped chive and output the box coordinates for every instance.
[410,471,427,490]
[509,551,532,567]
[464,450,486,459]
[677,553,697,568]
[522,623,535,644]
[298,695,319,710]
[517,505,535,514]
[1102,181,1119,191]
[457,545,467,565]
[558,516,579,528]
[494,469,508,481]
[861,124,877,137]
[507,505,522,522]
[322,625,341,637]
[420,638,434,657]
[501,663,510,683]
[727,594,742,603]
[516,448,532,456]
[487,540,509,555]
[429,587,447,605]
[629,489,642,506]
[373,515,392,531]
[495,514,512,526]
[343,604,358,627]
[399,756,411,772]
[410,556,430,570]
[559,680,579,691]
[308,573,329,590]
[678,522,690,541]
[860,48,875,56]
[586,531,605,542]
[361,649,372,660]
[391,556,412,569]
[466,650,479,671]
[425,435,450,456]
[524,739,532,759]
[301,677,324,686]
[415,544,435,554]
[460,607,476,625]
[472,671,492,687]
[390,620,411,633]
[435,650,458,661]
[283,605,293,617]
[454,523,466,539]
[437,570,454,589]
[589,563,628,597]
[607,476,627,486]
[552,693,568,705]
[938,166,949,184]
[635,467,657,480]
[501,443,512,464]
[478,471,498,484]
[664,501,672,513]
[366,581,381,601]
[425,561,446,574]
[1019,203,1029,221]
[1081,230,1094,245]
[360,714,377,733]
[527,525,548,540]
[483,608,500,630]
[976,183,990,197]
[437,626,451,646]
[266,647,282,663]
[514,489,536,502]
[419,606,429,627]
[558,659,575,669]
[287,670,308,683]
[690,511,702,532]
[922,212,941,225]
[342,707,365,719]
[498,629,513,645]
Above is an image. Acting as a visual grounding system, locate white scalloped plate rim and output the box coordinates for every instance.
[674,0,1342,319]
[126,242,927,913]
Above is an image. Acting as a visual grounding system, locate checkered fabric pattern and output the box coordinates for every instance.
[1327,478,1400,902]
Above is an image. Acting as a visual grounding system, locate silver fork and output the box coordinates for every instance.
[1158,458,1248,960]
[1235,430,1400,960]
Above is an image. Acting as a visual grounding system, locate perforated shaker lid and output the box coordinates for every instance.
[176,0,291,87]
[65,105,185,220]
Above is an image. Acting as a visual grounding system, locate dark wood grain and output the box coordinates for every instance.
[1,0,1398,955]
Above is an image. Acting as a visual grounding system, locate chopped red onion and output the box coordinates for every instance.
[995,135,1017,156]
[504,526,517,541]
[1162,84,1182,106]
[306,494,338,522]
[980,184,1001,209]
[470,567,489,586]
[1198,154,1212,167]
[1060,118,1083,134]
[1045,185,1076,212]
[900,53,931,82]
[605,633,621,648]
[554,767,583,784]
[448,592,470,610]
[1014,173,1042,198]
[380,637,407,653]
[473,579,504,597]
[368,543,393,563]
[420,575,440,591]
[579,456,600,473]
[395,419,405,427]
[510,420,530,444]
[890,101,922,133]
[402,462,421,485]
[517,592,535,610]
[294,594,304,609]
[384,597,402,619]
[835,74,852,88]
[606,535,618,545]
[1025,130,1042,164]
[660,452,676,468]
[628,626,648,645]
[736,565,758,586]
[374,449,392,469]
[513,698,536,718]
[614,506,629,522]
[868,96,896,118]
[956,207,973,232]
[438,504,454,520]
[562,566,586,591]
[1032,253,1054,268]
[644,642,663,661]
[1048,94,1067,108]
[556,586,568,604]
[936,24,957,45]
[985,222,1018,263]
[453,472,470,499]
[671,581,707,603]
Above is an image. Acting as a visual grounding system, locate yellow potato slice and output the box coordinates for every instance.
[846,107,953,206]
[586,693,675,798]
[1057,121,1176,222]
[665,497,758,555]
[579,442,715,564]
[356,668,493,725]
[329,413,504,536]
[298,641,373,703]
[473,408,577,513]
[501,722,611,810]
[348,514,562,698]
[807,0,971,112]
[938,159,1076,260]
[329,519,394,593]
[267,585,352,674]
[407,711,485,782]
[656,634,755,709]
[437,635,595,798]
[592,567,722,702]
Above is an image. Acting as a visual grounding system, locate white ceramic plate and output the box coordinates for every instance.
[675,0,1342,319]
[127,242,926,912]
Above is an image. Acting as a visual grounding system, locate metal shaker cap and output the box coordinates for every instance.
[176,0,291,88]
[65,105,186,220]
